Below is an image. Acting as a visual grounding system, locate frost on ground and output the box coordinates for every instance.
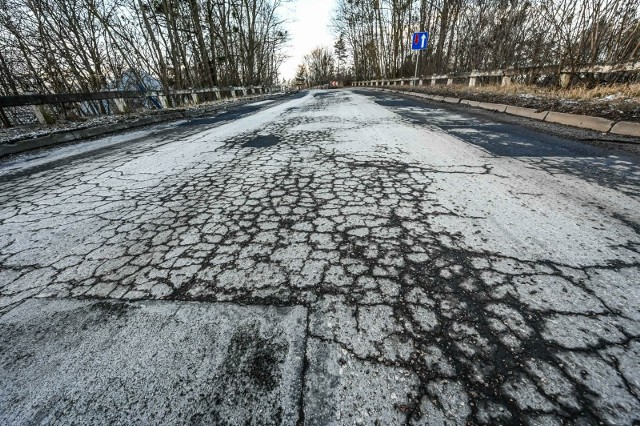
[0,90,639,424]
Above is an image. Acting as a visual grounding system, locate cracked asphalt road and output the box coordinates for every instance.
[1,90,639,425]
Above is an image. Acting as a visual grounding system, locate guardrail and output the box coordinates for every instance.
[352,62,640,89]
[0,85,276,127]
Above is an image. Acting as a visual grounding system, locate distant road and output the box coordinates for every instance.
[1,89,639,424]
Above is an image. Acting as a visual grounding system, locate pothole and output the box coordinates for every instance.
[244,134,280,148]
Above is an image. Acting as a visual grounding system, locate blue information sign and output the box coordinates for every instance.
[411,32,429,50]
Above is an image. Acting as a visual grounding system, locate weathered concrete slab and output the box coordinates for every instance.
[609,120,640,137]
[443,97,461,104]
[505,105,549,121]
[544,111,613,133]
[0,299,306,425]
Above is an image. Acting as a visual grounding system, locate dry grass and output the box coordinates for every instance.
[446,82,640,101]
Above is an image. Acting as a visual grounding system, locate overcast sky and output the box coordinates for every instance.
[280,0,338,81]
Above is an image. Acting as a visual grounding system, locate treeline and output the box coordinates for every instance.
[332,0,640,80]
[0,0,288,96]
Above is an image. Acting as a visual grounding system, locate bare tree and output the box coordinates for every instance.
[0,0,290,98]
[303,46,335,85]
[331,0,640,81]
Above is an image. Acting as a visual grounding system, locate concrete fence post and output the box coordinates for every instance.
[0,107,10,128]
[113,98,127,113]
[213,89,221,100]
[158,95,169,109]
[191,92,199,105]
[25,91,52,124]
[31,105,49,124]
[560,73,571,88]
[431,78,436,86]
[242,88,248,97]
[469,77,477,87]
[501,76,512,86]
[447,78,453,86]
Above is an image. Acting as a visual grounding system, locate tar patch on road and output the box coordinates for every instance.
[244,134,280,148]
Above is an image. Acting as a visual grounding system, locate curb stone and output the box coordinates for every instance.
[609,121,640,137]
[505,106,549,121]
[460,99,481,107]
[544,111,613,133]
[478,102,508,113]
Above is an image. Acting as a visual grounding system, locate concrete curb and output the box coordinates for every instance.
[460,99,481,107]
[478,102,508,113]
[608,121,640,137]
[0,93,284,157]
[544,111,613,133]
[505,106,549,121]
[369,87,640,139]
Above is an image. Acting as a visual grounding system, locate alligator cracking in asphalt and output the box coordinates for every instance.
[0,90,639,424]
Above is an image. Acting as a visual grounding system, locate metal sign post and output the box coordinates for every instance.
[411,31,429,81]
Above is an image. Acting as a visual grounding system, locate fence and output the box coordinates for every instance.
[0,85,278,127]
[352,62,640,89]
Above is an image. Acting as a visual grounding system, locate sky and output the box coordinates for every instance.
[279,0,338,81]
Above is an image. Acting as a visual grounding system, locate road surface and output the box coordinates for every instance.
[1,90,639,424]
